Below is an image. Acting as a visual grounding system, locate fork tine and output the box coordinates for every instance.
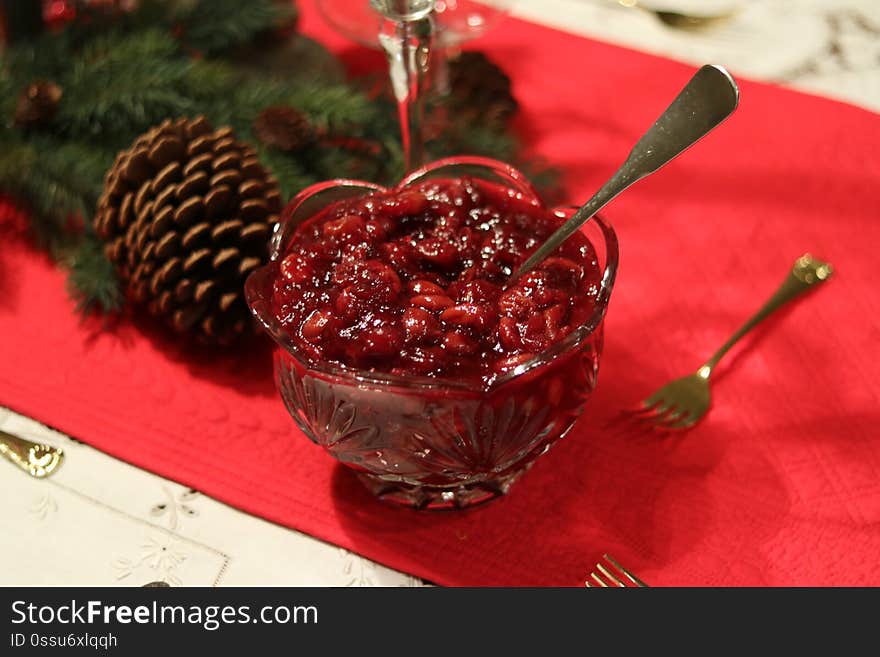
[589,572,609,587]
[596,562,626,587]
[584,554,648,587]
[655,408,687,427]
[603,554,648,587]
[638,396,671,414]
[604,410,659,440]
[630,401,663,415]
[663,412,701,431]
[638,403,681,430]
[629,402,674,428]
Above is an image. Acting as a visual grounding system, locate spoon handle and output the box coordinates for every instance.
[509,64,740,283]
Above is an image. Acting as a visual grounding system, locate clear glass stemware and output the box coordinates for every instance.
[316,0,513,171]
[371,0,436,171]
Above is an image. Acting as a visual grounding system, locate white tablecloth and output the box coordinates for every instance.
[2,0,877,587]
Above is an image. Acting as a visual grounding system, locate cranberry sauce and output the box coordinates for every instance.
[270,177,602,385]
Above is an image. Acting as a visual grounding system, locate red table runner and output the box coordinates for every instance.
[2,5,880,586]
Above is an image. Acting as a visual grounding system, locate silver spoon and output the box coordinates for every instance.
[509,64,740,284]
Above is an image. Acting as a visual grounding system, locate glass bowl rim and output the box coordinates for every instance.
[245,155,619,393]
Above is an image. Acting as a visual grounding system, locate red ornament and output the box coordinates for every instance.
[43,0,76,30]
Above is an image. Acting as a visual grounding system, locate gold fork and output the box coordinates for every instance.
[585,554,648,587]
[630,253,833,432]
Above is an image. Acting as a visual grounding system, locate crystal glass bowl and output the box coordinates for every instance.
[245,156,618,509]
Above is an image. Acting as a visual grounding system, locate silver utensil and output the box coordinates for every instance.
[509,64,739,284]
[0,429,64,478]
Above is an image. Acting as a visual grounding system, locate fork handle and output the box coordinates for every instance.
[0,429,64,478]
[699,254,833,378]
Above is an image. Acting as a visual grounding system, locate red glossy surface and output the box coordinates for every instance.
[270,177,602,385]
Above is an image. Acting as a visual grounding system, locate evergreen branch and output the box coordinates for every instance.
[283,84,381,135]
[57,29,194,141]
[0,134,111,252]
[256,147,318,200]
[173,0,297,57]
[66,233,124,314]
[0,29,75,88]
[0,139,65,251]
[0,72,18,128]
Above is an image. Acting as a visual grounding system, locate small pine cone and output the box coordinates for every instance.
[448,51,518,128]
[14,80,63,129]
[93,116,282,345]
[253,106,315,152]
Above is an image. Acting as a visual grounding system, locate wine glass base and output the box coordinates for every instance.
[354,466,530,510]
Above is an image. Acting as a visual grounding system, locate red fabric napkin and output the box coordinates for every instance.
[2,4,880,586]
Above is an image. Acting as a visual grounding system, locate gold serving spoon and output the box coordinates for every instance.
[509,64,739,284]
[0,429,64,478]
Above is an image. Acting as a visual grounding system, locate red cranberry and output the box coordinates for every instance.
[301,310,331,343]
[403,306,441,344]
[542,303,569,341]
[348,260,402,303]
[498,316,521,351]
[453,279,501,305]
[381,242,417,274]
[498,287,531,320]
[401,346,446,374]
[440,303,494,334]
[280,254,314,285]
[410,294,454,312]
[415,237,458,269]
[334,286,362,321]
[323,214,366,243]
[356,325,404,359]
[407,279,446,296]
[442,331,478,356]
[388,189,429,216]
[365,216,393,241]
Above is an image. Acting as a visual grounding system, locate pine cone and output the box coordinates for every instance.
[14,80,63,129]
[253,106,315,152]
[94,116,281,345]
[448,51,518,128]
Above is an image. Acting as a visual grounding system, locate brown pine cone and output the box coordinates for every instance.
[253,106,315,152]
[94,116,281,345]
[447,51,518,128]
[14,80,63,129]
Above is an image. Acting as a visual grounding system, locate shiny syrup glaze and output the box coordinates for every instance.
[270,177,602,386]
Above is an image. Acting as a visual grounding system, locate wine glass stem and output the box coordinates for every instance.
[378,15,434,172]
